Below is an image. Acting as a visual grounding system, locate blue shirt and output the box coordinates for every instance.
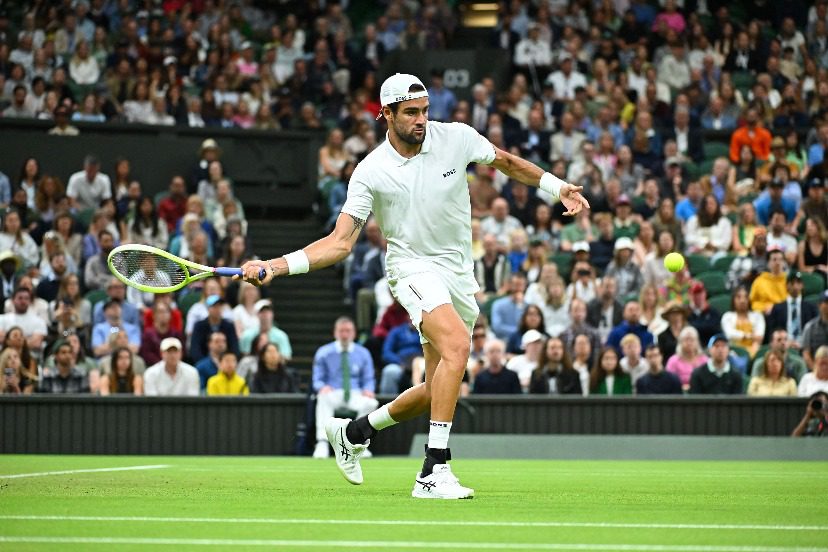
[490,296,526,339]
[753,194,797,224]
[312,341,375,393]
[382,324,423,366]
[586,122,624,148]
[606,321,654,354]
[808,143,825,167]
[91,320,141,353]
[195,356,218,390]
[427,86,457,122]
[675,198,698,223]
[0,171,10,206]
[93,300,140,327]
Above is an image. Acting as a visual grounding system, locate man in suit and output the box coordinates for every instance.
[519,110,552,166]
[587,276,624,342]
[664,106,703,164]
[766,271,818,348]
[549,111,586,164]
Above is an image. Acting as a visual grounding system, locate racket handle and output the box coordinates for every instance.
[215,267,268,280]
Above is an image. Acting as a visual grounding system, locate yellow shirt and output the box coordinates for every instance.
[747,376,797,397]
[206,372,249,396]
[749,272,787,313]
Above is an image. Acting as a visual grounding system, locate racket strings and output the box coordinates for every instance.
[109,249,188,290]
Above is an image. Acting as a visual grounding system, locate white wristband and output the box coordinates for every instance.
[283,250,310,275]
[539,172,563,200]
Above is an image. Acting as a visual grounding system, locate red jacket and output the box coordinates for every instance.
[729,125,771,163]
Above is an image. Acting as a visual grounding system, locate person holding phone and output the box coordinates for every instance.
[792,391,828,437]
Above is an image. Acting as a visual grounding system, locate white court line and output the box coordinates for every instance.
[0,464,170,479]
[0,515,824,532]
[0,537,825,551]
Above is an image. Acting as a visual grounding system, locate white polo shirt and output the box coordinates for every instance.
[342,121,496,280]
[143,361,200,396]
[66,170,112,211]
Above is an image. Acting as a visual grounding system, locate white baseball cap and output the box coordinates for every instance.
[160,337,182,352]
[376,73,428,120]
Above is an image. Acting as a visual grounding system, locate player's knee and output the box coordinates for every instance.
[440,336,471,371]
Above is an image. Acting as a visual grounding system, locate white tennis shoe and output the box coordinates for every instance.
[325,418,369,485]
[411,464,474,499]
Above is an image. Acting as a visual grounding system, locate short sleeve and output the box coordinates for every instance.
[456,122,496,165]
[66,175,78,199]
[340,166,374,222]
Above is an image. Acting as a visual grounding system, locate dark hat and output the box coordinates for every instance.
[808,177,825,189]
[787,271,803,283]
[616,193,631,206]
[661,300,689,320]
[769,179,785,187]
[707,333,728,348]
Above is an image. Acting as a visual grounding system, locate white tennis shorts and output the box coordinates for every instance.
[386,263,480,345]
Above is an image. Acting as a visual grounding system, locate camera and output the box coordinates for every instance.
[811,399,824,411]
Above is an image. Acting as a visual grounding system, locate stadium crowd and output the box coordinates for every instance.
[0,0,827,415]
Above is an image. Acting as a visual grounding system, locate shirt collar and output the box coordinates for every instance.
[707,360,731,375]
[334,341,354,354]
[383,123,432,167]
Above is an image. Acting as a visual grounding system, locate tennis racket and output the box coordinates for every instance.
[107,244,266,293]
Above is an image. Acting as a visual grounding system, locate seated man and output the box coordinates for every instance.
[91,300,141,358]
[143,337,199,396]
[752,329,808,383]
[473,338,522,394]
[190,295,239,363]
[635,344,682,395]
[312,317,377,459]
[206,351,249,396]
[92,277,140,328]
[689,334,743,395]
[195,331,227,390]
[239,299,291,358]
[0,287,48,351]
[36,340,90,394]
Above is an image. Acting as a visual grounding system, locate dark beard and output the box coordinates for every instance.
[396,124,426,145]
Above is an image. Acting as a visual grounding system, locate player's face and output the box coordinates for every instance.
[389,98,429,145]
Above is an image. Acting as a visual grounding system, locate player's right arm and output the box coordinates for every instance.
[238,212,365,285]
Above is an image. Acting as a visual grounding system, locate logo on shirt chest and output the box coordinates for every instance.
[442,168,456,178]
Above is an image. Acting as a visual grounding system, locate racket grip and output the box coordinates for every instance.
[214,267,268,280]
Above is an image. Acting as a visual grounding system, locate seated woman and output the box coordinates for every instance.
[0,347,33,394]
[0,208,39,269]
[99,347,143,395]
[249,342,298,393]
[747,349,796,397]
[665,326,708,390]
[126,195,169,250]
[721,285,764,359]
[2,326,39,386]
[589,347,632,396]
[505,304,546,356]
[685,193,732,258]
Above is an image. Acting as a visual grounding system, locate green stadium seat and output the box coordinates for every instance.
[805,293,824,305]
[84,289,108,309]
[75,207,96,230]
[713,255,736,273]
[702,141,729,161]
[801,272,826,296]
[548,252,573,280]
[707,293,732,315]
[697,159,715,177]
[753,344,769,364]
[731,71,754,95]
[730,345,751,364]
[481,294,504,322]
[685,254,710,276]
[695,271,727,296]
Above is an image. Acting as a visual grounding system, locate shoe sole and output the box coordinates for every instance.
[411,490,474,499]
[325,420,363,486]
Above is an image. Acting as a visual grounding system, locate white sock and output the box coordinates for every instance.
[367,404,398,431]
[427,420,452,450]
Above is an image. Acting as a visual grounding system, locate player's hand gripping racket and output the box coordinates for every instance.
[107,244,266,293]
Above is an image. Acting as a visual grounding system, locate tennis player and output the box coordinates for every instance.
[239,73,589,499]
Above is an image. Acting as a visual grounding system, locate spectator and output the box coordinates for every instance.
[480,198,523,252]
[798,218,828,282]
[506,329,544,391]
[689,334,743,395]
[0,346,32,395]
[729,107,772,164]
[666,325,708,390]
[311,317,377,459]
[589,347,632,396]
[143,337,199,397]
[752,328,808,384]
[473,338,521,394]
[545,53,586,101]
[798,178,827,232]
[66,155,111,212]
[126,196,168,250]
[91,300,140,358]
[158,176,188,232]
[747,349,797,397]
[2,84,34,118]
[606,301,653,354]
[586,275,623,342]
[0,209,38,269]
[2,326,39,384]
[506,304,546,355]
[378,320,423,395]
[0,288,47,352]
[195,331,228,391]
[82,228,116,292]
[657,42,690,94]
[749,249,789,315]
[687,282,723,347]
[206,351,248,396]
[490,273,527,339]
[48,106,80,136]
[604,237,643,298]
[426,69,457,122]
[529,336,582,395]
[802,292,828,370]
[767,272,818,349]
[190,295,240,364]
[619,333,650,385]
[791,390,828,437]
[636,344,682,395]
[250,343,298,394]
[549,111,586,163]
[765,210,799,266]
[239,299,291,359]
[685,194,732,257]
[722,286,766,359]
[474,233,511,303]
[37,340,88,394]
[184,279,230,339]
[98,347,143,395]
[232,282,261,339]
[139,300,183,367]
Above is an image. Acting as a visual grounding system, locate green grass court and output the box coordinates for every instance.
[0,455,825,551]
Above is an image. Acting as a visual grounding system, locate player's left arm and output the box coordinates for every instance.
[489,146,590,216]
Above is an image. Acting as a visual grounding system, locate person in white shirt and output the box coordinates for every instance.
[798,346,828,397]
[619,333,650,386]
[0,287,47,351]
[506,329,544,391]
[238,73,588,499]
[66,155,112,211]
[480,197,523,252]
[544,53,586,101]
[143,337,199,396]
[513,24,552,75]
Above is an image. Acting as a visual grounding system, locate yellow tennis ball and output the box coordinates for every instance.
[664,252,685,273]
